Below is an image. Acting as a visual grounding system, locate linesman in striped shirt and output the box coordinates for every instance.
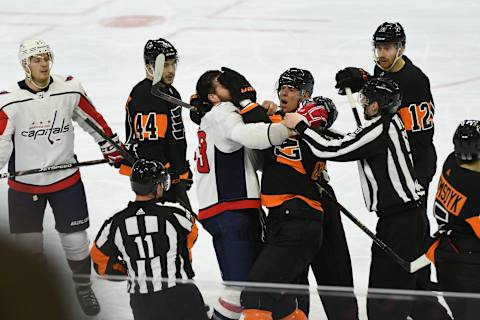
[283,78,429,319]
[91,159,207,320]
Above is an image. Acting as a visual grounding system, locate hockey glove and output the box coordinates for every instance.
[99,133,124,168]
[335,67,371,95]
[189,93,213,125]
[218,67,257,109]
[297,96,338,129]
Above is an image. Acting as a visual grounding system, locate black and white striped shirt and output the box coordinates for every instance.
[92,200,194,294]
[295,114,424,213]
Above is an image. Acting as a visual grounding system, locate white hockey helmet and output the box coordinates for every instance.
[18,39,54,64]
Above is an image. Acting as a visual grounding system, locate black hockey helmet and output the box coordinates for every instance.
[276,68,314,95]
[144,38,178,66]
[130,159,171,195]
[359,78,402,115]
[373,22,406,46]
[453,120,480,161]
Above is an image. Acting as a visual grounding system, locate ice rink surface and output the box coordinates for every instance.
[0,0,479,319]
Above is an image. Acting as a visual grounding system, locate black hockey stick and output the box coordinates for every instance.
[80,116,136,165]
[149,53,195,110]
[345,87,362,126]
[1,159,108,179]
[317,182,431,273]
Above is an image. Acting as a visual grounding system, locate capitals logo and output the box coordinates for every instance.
[21,110,70,145]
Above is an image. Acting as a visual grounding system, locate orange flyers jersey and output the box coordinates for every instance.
[434,152,480,241]
[261,135,327,212]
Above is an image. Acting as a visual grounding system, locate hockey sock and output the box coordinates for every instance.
[241,309,272,320]
[67,256,92,285]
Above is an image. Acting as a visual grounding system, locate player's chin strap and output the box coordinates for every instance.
[373,46,403,73]
[315,181,432,275]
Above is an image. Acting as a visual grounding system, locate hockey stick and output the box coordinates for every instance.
[317,182,431,273]
[149,54,195,110]
[81,116,136,165]
[345,87,362,126]
[1,159,108,179]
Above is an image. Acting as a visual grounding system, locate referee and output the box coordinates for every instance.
[283,78,429,319]
[90,159,207,320]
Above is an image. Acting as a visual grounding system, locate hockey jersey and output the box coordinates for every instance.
[296,114,424,213]
[374,56,437,187]
[432,153,480,249]
[91,200,195,294]
[193,102,290,220]
[0,75,114,194]
[125,79,189,178]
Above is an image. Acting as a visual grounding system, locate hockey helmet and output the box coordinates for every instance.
[373,22,406,46]
[18,39,54,64]
[276,68,314,95]
[358,78,401,115]
[144,38,178,66]
[453,120,480,161]
[130,159,171,195]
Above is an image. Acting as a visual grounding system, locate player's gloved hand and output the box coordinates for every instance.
[335,67,371,95]
[99,133,124,168]
[297,96,338,129]
[189,93,213,125]
[218,67,257,109]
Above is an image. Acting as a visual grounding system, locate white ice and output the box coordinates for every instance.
[0,0,479,319]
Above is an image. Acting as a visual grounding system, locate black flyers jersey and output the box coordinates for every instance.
[261,135,326,212]
[125,79,189,177]
[374,56,437,187]
[433,153,480,249]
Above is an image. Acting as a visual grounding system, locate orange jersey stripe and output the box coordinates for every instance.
[261,193,323,212]
[425,238,440,264]
[465,216,480,239]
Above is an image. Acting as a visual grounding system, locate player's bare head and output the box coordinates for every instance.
[276,68,314,113]
[131,159,171,199]
[18,39,53,86]
[196,70,231,104]
[372,22,406,71]
[144,38,178,84]
[453,120,480,163]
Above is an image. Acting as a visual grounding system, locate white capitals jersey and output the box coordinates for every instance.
[193,102,289,220]
[0,75,114,193]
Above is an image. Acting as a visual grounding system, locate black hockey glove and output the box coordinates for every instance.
[189,93,213,125]
[335,67,371,95]
[217,67,257,109]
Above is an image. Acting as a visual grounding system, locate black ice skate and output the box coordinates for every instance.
[76,284,101,316]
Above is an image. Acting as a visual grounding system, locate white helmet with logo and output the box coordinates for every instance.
[18,39,54,64]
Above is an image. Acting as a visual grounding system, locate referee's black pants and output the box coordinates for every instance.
[367,203,426,320]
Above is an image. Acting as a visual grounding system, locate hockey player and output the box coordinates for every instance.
[0,39,125,315]
[192,67,292,320]
[124,38,192,210]
[426,120,480,319]
[282,78,430,319]
[91,159,208,320]
[334,22,448,319]
[335,22,436,195]
[258,68,358,320]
